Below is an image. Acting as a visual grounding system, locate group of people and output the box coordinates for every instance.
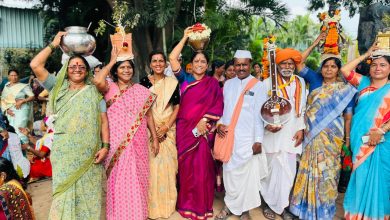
[0,24,387,220]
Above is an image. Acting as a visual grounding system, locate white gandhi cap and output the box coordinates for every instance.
[234,50,252,59]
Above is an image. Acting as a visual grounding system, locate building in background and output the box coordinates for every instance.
[0,0,43,88]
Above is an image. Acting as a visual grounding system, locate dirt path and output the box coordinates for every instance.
[27,179,345,220]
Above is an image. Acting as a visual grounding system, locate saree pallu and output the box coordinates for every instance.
[1,83,33,144]
[176,77,223,220]
[290,82,356,220]
[148,77,178,219]
[344,77,390,220]
[104,83,155,220]
[0,180,35,219]
[49,83,103,220]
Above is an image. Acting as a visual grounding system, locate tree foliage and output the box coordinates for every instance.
[37,0,113,72]
[37,0,290,78]
[383,14,390,27]
[249,14,325,69]
[249,15,320,60]
[307,0,389,17]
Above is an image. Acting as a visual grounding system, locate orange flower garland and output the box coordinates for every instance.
[261,37,270,80]
[318,9,342,55]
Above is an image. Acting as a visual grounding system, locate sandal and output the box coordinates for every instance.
[263,205,276,220]
[282,210,297,220]
[240,211,252,220]
[215,205,232,220]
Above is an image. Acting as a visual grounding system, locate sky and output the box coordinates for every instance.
[284,0,360,39]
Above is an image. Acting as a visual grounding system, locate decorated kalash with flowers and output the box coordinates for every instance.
[187,23,211,52]
[95,0,140,61]
[318,2,346,56]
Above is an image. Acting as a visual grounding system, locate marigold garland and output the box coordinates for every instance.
[318,9,343,55]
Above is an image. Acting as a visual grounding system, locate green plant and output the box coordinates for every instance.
[1,48,40,78]
[95,0,140,36]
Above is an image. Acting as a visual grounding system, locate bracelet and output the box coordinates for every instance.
[48,43,56,51]
[382,124,390,133]
[102,142,110,149]
[377,128,386,135]
[345,136,350,139]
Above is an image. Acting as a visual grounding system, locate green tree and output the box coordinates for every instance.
[249,14,321,67]
[38,0,290,79]
[37,0,113,72]
[307,0,388,17]
[383,14,390,27]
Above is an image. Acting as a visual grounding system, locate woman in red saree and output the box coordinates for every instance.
[94,48,159,220]
[169,27,224,220]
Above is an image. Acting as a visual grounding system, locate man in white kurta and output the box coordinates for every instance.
[260,48,307,219]
[216,50,268,219]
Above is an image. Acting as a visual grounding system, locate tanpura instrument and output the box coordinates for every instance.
[260,39,292,126]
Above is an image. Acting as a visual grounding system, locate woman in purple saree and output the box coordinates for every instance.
[169,27,224,219]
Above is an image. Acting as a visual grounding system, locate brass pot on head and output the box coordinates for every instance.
[60,26,96,56]
[188,38,210,52]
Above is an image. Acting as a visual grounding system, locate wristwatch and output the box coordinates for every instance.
[26,146,31,151]
[202,117,208,122]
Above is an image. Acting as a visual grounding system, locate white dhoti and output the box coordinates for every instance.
[224,154,268,215]
[260,152,296,214]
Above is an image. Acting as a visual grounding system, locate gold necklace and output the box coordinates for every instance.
[68,81,85,90]
[117,81,133,91]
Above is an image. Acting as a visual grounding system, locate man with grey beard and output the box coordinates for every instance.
[260,48,307,220]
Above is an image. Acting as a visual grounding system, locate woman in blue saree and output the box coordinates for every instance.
[340,43,390,220]
[288,34,357,220]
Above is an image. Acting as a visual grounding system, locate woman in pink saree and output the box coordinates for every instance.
[94,49,159,220]
[169,27,224,220]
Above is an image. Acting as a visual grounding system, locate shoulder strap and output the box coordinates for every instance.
[229,78,259,129]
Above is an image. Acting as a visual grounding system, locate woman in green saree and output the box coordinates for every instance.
[30,32,109,220]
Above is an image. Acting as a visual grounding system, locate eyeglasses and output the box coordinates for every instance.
[68,65,87,71]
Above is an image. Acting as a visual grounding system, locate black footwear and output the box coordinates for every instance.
[263,205,276,220]
[282,210,298,220]
[215,205,232,220]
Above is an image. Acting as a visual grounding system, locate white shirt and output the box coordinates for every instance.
[8,133,30,178]
[262,75,307,154]
[220,75,267,171]
[164,63,174,77]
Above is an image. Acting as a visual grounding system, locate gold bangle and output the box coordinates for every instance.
[377,128,386,135]
[382,124,390,132]
[48,43,56,51]
[102,142,110,149]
